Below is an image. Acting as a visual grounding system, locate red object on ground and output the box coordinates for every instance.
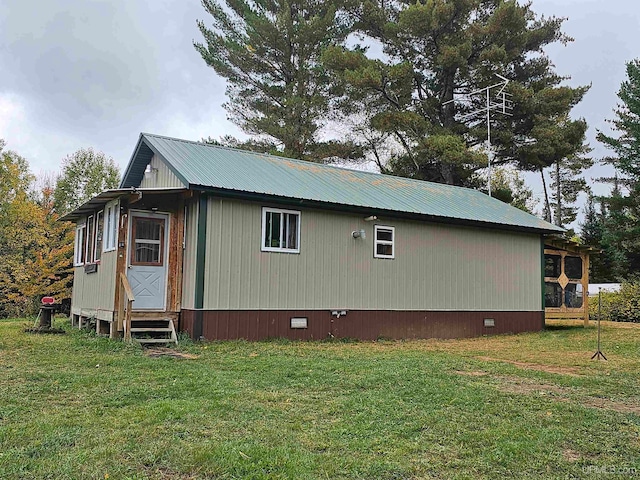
[41,297,55,305]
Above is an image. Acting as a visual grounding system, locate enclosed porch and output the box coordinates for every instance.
[544,237,597,326]
[62,187,191,343]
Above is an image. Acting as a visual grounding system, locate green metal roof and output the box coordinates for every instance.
[120,133,563,234]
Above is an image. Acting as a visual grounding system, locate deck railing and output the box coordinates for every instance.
[118,273,135,341]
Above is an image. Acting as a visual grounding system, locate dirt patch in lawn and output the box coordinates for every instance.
[562,448,581,462]
[144,348,199,360]
[455,370,489,377]
[495,375,640,415]
[476,356,583,377]
[495,376,569,396]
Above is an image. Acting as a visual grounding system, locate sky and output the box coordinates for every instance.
[1,0,639,226]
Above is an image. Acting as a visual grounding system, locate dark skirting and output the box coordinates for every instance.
[180,310,544,341]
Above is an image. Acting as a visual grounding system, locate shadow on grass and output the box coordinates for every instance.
[544,323,588,331]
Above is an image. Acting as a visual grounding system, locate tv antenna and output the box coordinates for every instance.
[443,74,513,196]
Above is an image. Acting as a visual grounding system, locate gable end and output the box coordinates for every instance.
[120,134,189,188]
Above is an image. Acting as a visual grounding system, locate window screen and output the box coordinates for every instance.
[564,283,583,308]
[545,282,562,308]
[564,256,583,280]
[544,254,561,278]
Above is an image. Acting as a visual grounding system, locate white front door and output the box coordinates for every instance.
[127,212,169,310]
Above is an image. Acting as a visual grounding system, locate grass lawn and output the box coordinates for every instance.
[1,318,639,479]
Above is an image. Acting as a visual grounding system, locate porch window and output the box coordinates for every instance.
[261,207,300,253]
[131,217,165,265]
[544,282,562,308]
[544,254,561,278]
[94,210,104,261]
[565,256,583,280]
[104,203,118,252]
[374,225,395,259]
[85,215,95,263]
[74,223,86,266]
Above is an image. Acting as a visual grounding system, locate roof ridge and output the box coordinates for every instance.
[141,132,483,196]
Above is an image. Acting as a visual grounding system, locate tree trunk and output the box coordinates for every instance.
[540,168,552,223]
[440,68,457,185]
[555,161,562,227]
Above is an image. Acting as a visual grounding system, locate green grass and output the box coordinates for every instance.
[1,318,639,479]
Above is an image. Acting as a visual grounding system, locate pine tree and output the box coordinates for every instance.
[323,0,589,186]
[549,148,593,229]
[597,59,640,276]
[580,195,608,282]
[472,166,534,212]
[599,179,629,279]
[195,0,358,162]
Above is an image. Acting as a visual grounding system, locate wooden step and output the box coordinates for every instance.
[125,316,178,345]
[134,338,176,344]
[130,311,178,321]
[130,327,173,333]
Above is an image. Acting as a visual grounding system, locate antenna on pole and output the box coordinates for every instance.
[443,73,513,197]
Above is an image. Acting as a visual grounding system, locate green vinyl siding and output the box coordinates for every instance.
[71,249,118,319]
[180,201,200,309]
[198,197,542,311]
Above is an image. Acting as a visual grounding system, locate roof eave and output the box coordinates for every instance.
[191,185,562,235]
[119,133,190,189]
[119,133,146,188]
[58,187,188,222]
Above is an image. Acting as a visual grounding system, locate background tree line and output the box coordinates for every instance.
[0,144,119,317]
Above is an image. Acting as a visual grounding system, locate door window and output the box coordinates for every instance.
[131,217,165,266]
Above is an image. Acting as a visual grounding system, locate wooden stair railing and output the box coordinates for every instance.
[118,273,135,341]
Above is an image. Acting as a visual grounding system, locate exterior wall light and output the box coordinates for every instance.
[352,229,366,239]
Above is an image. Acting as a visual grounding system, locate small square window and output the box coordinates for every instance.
[374,225,394,259]
[261,207,300,253]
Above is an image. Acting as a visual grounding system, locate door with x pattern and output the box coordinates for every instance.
[127,212,169,310]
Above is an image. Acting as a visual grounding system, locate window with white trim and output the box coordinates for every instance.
[85,215,95,263]
[374,225,395,259]
[94,210,104,261]
[74,223,87,266]
[103,203,119,252]
[261,207,300,253]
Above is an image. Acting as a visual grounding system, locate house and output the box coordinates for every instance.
[61,133,566,342]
